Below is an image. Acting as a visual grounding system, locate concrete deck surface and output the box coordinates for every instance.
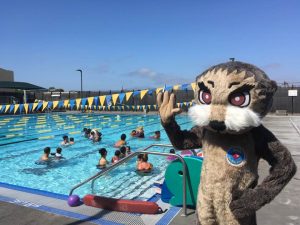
[0,115,299,225]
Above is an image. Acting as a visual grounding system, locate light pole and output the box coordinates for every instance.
[76,69,83,112]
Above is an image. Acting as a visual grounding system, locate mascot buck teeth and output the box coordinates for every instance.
[157,61,297,225]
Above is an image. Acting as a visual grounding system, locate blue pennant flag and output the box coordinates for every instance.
[106,95,112,106]
[164,85,173,91]
[58,101,64,108]
[81,98,87,107]
[147,89,155,96]
[9,105,14,113]
[94,96,99,107]
[19,104,24,113]
[48,101,53,109]
[119,93,125,104]
[181,83,189,92]
[133,90,140,96]
[36,102,43,111]
[28,103,32,112]
[69,99,75,109]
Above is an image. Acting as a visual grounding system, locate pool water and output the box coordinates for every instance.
[0,113,193,200]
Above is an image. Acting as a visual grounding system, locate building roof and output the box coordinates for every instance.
[0,81,46,90]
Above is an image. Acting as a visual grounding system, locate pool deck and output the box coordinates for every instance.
[0,115,299,225]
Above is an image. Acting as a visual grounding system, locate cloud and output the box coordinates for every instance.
[126,68,192,86]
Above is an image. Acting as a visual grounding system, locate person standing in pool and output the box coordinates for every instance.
[40,147,51,161]
[114,134,127,147]
[61,135,70,146]
[136,153,153,172]
[97,148,108,169]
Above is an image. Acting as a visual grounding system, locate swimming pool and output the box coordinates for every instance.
[0,113,193,201]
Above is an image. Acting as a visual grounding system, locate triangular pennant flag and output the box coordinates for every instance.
[0,105,2,112]
[81,98,87,108]
[9,105,14,113]
[153,105,157,109]
[87,97,94,107]
[177,103,180,107]
[164,85,173,91]
[133,90,140,96]
[148,89,155,96]
[191,82,196,91]
[76,98,81,110]
[156,87,163,94]
[99,96,106,106]
[14,104,20,114]
[53,101,59,109]
[112,94,119,105]
[119,93,125,104]
[5,104,11,113]
[58,101,64,108]
[42,102,48,111]
[28,103,32,112]
[103,106,106,110]
[122,106,124,110]
[181,83,189,91]
[36,102,43,111]
[106,95,112,106]
[33,102,38,111]
[180,103,183,107]
[64,100,69,108]
[173,85,181,90]
[48,101,53,109]
[93,96,99,107]
[125,92,133,101]
[19,104,24,113]
[69,99,75,110]
[140,90,148,100]
[24,104,29,114]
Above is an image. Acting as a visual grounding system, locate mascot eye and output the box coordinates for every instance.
[199,90,212,104]
[229,92,250,107]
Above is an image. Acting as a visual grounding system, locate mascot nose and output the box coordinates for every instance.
[209,120,226,131]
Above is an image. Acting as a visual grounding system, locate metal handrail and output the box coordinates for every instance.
[69,144,196,216]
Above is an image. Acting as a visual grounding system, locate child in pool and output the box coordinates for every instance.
[61,135,70,146]
[136,153,153,172]
[111,150,121,163]
[40,147,51,161]
[114,134,127,147]
[150,131,161,139]
[97,148,108,168]
[119,146,127,159]
[69,137,75,145]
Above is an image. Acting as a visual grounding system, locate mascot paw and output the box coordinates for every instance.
[229,189,259,218]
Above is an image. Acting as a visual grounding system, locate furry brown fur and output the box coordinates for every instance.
[157,61,296,225]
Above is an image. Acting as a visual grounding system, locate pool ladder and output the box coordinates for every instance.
[69,144,197,216]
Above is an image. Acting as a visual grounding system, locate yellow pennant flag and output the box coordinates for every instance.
[5,105,10,113]
[142,105,145,110]
[177,103,180,108]
[122,106,124,110]
[140,90,148,100]
[125,92,133,101]
[24,104,29,114]
[137,106,140,110]
[191,82,196,92]
[42,102,48,111]
[87,97,94,107]
[173,85,180,90]
[52,101,59,109]
[32,103,38,111]
[0,105,2,111]
[156,87,163,94]
[99,96,106,106]
[153,105,157,109]
[112,94,119,105]
[76,98,81,110]
[14,104,20,114]
[64,100,69,108]
[103,106,106,110]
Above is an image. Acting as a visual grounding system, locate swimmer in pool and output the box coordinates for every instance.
[40,147,51,161]
[61,135,70,146]
[111,150,121,163]
[114,134,127,147]
[97,148,108,169]
[136,153,153,172]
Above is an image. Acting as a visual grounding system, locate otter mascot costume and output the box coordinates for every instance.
[157,61,296,225]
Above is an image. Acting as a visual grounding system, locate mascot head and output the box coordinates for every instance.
[188,61,277,134]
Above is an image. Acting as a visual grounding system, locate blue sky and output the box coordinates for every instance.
[0,0,299,91]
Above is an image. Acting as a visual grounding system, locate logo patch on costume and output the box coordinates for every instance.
[226,147,246,166]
